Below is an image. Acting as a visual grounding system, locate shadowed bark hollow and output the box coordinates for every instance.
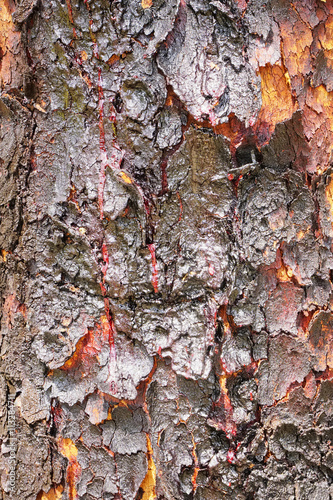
[1,0,333,499]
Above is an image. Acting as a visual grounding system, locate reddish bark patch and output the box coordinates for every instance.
[208,375,237,439]
[59,320,108,376]
[148,243,159,293]
[58,437,81,500]
[265,282,304,335]
[3,293,26,329]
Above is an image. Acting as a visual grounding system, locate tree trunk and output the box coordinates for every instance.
[1,0,333,499]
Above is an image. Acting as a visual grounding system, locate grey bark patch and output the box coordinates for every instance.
[265,282,304,335]
[258,334,312,405]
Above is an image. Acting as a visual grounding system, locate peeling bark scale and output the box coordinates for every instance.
[2,0,333,499]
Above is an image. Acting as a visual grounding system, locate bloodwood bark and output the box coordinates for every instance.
[1,0,333,499]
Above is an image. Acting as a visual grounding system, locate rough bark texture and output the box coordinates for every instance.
[1,0,333,499]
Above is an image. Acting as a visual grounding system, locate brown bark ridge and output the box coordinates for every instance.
[1,0,333,499]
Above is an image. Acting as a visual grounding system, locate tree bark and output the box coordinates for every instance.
[1,0,333,499]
